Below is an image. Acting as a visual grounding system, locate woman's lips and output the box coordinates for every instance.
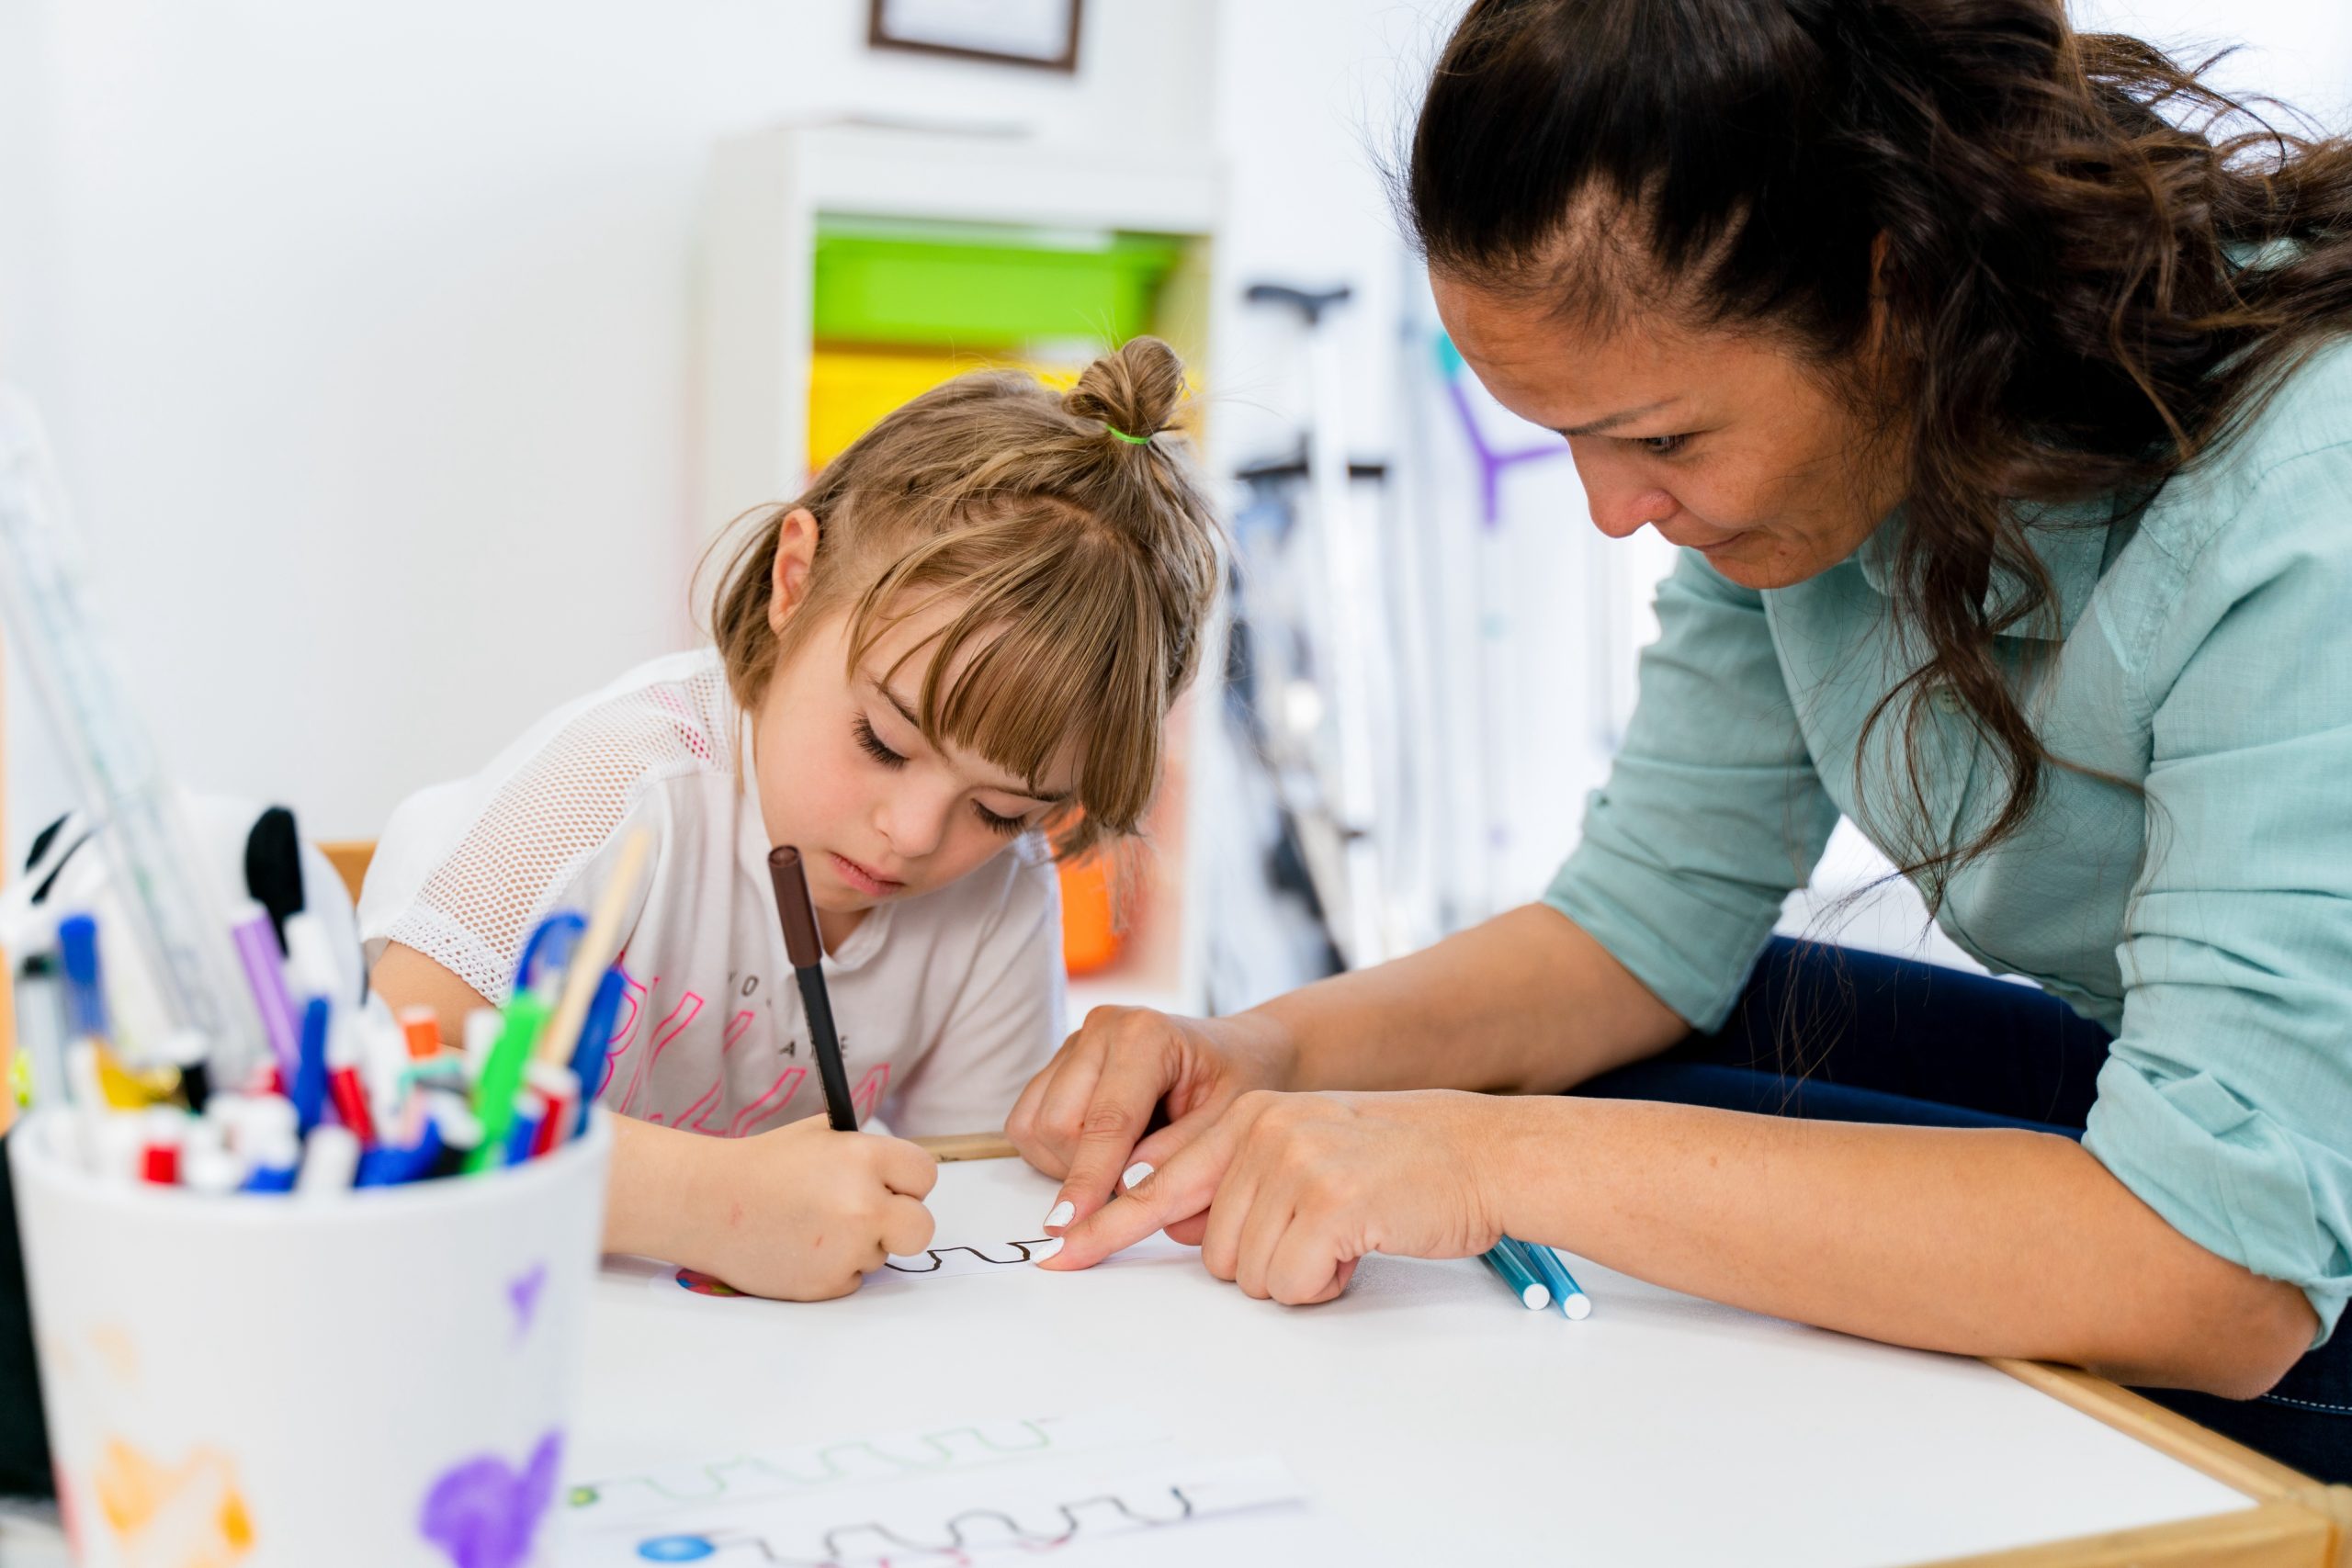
[1661,524,1748,552]
[829,852,904,897]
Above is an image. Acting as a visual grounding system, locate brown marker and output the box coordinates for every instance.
[766,846,858,1131]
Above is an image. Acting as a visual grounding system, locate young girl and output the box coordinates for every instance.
[361,338,1219,1301]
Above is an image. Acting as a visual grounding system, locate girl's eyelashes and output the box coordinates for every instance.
[853,716,907,769]
[1633,433,1693,457]
[972,802,1027,837]
[859,713,1030,836]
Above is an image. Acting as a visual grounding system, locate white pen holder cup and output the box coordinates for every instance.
[9,1107,612,1568]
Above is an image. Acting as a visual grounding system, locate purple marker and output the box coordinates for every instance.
[231,901,301,1088]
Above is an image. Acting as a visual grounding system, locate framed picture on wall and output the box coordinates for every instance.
[867,0,1082,73]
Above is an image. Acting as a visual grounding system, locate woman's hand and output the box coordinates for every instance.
[605,1114,938,1301]
[1007,1007,1299,1239]
[1040,1089,1510,1304]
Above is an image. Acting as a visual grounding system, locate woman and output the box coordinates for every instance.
[1012,0,2352,1475]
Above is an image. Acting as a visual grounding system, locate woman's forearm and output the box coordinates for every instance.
[1488,1095,2315,1395]
[1251,904,1685,1096]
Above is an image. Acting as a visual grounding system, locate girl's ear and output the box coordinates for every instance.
[768,508,820,636]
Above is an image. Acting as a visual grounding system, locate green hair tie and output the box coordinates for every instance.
[1105,425,1153,446]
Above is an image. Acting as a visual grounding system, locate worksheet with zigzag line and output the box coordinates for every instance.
[563,1413,1314,1566]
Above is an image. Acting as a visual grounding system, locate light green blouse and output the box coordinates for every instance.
[1546,339,2352,1340]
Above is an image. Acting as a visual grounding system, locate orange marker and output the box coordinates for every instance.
[398,1007,442,1062]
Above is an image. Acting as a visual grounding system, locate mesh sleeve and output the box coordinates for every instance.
[378,673,726,1001]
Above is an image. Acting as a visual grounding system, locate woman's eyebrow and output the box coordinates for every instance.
[866,676,1071,805]
[1555,400,1676,438]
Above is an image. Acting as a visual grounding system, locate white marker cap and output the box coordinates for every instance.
[297,1124,361,1195]
[463,1010,503,1072]
[181,1119,248,1196]
[281,911,348,1003]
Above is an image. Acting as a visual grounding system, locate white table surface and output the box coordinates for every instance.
[567,1156,2250,1566]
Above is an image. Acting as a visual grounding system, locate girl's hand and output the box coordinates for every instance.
[1006,1007,1298,1239]
[1040,1089,1510,1303]
[685,1117,939,1301]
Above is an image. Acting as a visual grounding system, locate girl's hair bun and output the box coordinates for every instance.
[1063,336,1186,442]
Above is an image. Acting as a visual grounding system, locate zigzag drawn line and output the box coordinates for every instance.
[570,1420,1059,1506]
[634,1483,1203,1564]
[881,1241,1052,1274]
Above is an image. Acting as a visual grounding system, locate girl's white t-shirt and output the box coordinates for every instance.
[357,649,1065,1137]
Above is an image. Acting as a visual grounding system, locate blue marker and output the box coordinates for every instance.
[355,1118,447,1188]
[241,1125,300,1193]
[291,997,330,1134]
[1480,1238,1551,1311]
[56,914,108,1043]
[503,1091,545,1166]
[514,912,587,996]
[1517,1239,1595,1321]
[565,966,626,1135]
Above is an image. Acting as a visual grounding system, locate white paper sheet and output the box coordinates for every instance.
[564,1412,1311,1565]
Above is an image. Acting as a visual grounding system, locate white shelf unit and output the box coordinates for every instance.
[697,122,1227,1019]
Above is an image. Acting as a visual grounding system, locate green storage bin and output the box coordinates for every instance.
[812,220,1184,349]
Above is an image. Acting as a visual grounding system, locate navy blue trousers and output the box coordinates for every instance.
[1577,936,2352,1482]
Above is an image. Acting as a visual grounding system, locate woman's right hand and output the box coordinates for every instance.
[1007,1005,1297,1240]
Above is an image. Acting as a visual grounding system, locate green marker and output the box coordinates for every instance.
[466,994,549,1173]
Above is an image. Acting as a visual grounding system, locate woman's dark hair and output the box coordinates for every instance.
[1408,0,2352,897]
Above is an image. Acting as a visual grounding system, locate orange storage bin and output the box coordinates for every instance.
[1057,857,1124,976]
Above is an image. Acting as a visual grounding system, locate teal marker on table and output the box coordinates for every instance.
[1517,1237,1594,1320]
[1480,1237,1550,1310]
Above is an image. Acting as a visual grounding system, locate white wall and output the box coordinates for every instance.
[2075,0,2352,125]
[4,0,2343,882]
[0,0,1215,852]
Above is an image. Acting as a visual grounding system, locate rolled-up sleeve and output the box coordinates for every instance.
[1544,551,1839,1030]
[2083,444,2352,1343]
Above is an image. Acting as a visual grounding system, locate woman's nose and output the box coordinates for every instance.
[1572,447,1677,540]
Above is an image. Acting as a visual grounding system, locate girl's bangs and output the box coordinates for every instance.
[848,518,1167,852]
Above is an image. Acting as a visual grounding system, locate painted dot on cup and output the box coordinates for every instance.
[637,1536,718,1562]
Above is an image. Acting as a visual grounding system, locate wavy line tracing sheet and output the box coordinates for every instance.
[565,1412,1313,1565]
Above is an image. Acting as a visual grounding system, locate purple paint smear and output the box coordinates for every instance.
[507,1263,547,1339]
[1436,338,1569,529]
[420,1429,562,1568]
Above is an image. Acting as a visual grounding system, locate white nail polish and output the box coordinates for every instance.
[1122,1161,1154,1190]
[1031,1235,1066,1261]
[1043,1200,1075,1230]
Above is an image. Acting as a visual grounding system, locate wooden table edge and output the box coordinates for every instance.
[905,1134,2351,1567]
[1924,1360,2352,1568]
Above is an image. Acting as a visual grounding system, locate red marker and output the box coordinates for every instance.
[526,1061,578,1157]
[326,1011,378,1146]
[140,1109,185,1186]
